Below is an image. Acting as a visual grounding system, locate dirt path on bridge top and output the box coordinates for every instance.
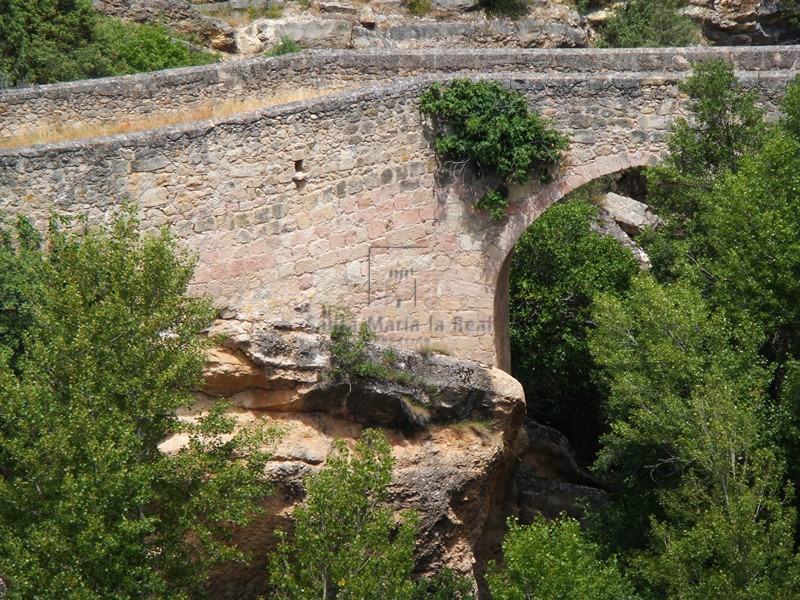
[0,87,329,149]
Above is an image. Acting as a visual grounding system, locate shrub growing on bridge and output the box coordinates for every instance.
[419,78,569,220]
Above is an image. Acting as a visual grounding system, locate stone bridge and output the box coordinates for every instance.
[1,47,799,368]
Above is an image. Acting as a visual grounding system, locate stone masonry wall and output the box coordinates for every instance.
[0,48,798,367]
[2,47,799,142]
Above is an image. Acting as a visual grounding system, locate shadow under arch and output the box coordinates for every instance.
[492,150,662,372]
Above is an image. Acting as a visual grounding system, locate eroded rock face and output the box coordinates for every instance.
[94,0,237,51]
[192,319,527,598]
[685,0,794,45]
[244,11,589,53]
[587,0,797,45]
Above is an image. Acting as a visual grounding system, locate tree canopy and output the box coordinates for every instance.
[500,63,800,599]
[0,210,272,598]
[269,429,419,600]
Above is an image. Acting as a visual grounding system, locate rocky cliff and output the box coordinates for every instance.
[100,0,798,56]
[178,319,601,598]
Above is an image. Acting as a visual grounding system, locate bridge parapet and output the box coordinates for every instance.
[2,46,799,144]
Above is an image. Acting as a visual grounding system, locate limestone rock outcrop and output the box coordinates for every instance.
[94,0,237,51]
[193,318,528,598]
[685,0,796,45]
[241,8,589,54]
[591,192,662,269]
[587,0,798,45]
[600,192,663,237]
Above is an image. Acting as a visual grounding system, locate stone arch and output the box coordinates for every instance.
[491,150,662,372]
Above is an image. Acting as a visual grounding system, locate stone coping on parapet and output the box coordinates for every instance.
[0,46,800,139]
[2,46,800,101]
[1,66,795,158]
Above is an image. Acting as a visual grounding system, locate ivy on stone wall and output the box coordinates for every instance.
[419,79,569,220]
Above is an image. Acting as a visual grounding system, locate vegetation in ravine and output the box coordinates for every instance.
[420,78,569,220]
[0,0,217,87]
[509,197,638,461]
[487,516,638,600]
[503,62,800,599]
[0,209,273,598]
[268,429,474,600]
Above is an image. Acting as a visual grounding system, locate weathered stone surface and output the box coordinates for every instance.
[0,47,797,368]
[94,0,237,51]
[318,0,356,14]
[204,319,524,430]
[592,213,652,269]
[253,16,354,49]
[431,0,481,11]
[587,0,797,45]
[187,320,527,597]
[600,191,663,236]
[685,0,794,45]
[358,5,377,27]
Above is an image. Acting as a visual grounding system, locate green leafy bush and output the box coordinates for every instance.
[0,0,217,87]
[266,35,302,57]
[420,78,568,219]
[268,429,418,599]
[781,0,800,31]
[473,187,509,221]
[412,569,475,600]
[487,515,637,600]
[598,0,701,48]
[641,59,766,284]
[589,276,800,598]
[781,74,800,140]
[95,18,218,74]
[406,0,432,15]
[478,0,529,18]
[0,209,272,598]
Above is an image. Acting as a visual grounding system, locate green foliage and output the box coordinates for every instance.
[411,568,475,600]
[665,59,765,179]
[406,0,432,15]
[781,0,800,31]
[642,60,767,283]
[94,19,218,75]
[0,210,272,598]
[641,62,800,359]
[327,309,434,394]
[420,79,568,220]
[573,0,594,15]
[0,0,217,86]
[267,35,302,57]
[597,0,701,48]
[487,515,637,600]
[420,79,568,184]
[478,0,529,18]
[249,4,283,19]
[473,187,509,221]
[268,429,418,600]
[781,74,800,141]
[698,130,800,346]
[509,197,638,460]
[0,0,98,85]
[328,311,388,381]
[589,275,800,598]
